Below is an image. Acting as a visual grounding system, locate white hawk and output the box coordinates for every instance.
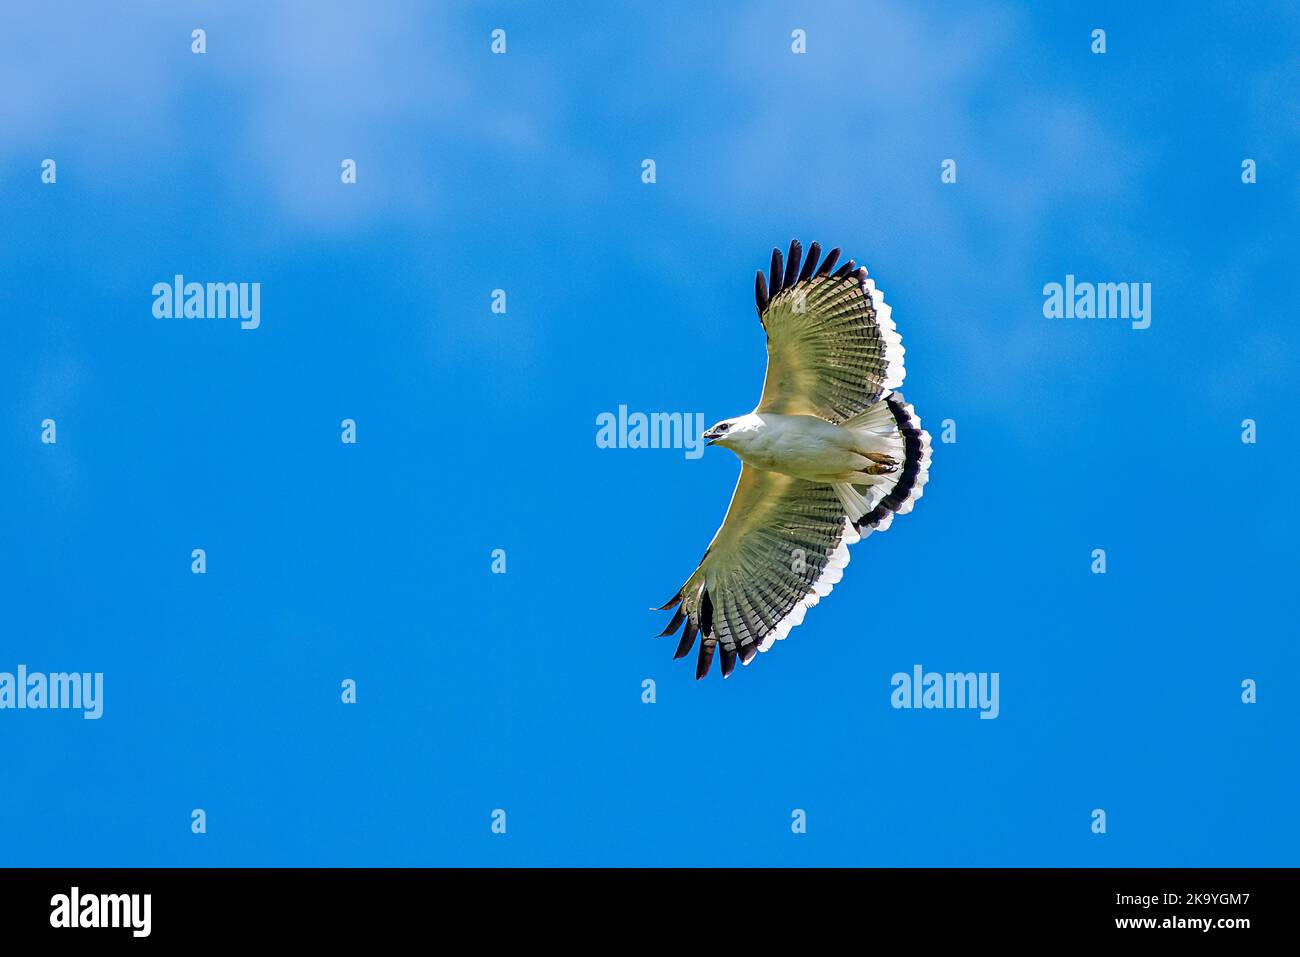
[656,240,932,678]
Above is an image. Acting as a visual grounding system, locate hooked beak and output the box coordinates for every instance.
[703,427,722,446]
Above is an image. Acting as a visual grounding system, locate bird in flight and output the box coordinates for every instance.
[656,240,932,679]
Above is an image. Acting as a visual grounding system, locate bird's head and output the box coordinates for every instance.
[703,414,762,450]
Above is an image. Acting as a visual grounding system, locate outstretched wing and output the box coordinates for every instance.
[656,465,858,679]
[753,239,905,424]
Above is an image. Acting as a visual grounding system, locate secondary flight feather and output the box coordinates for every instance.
[656,240,932,679]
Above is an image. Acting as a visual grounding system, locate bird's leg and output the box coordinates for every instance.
[863,452,898,466]
[863,463,898,476]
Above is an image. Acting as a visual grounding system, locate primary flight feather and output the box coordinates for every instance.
[657,239,932,679]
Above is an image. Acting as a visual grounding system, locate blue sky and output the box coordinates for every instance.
[2,1,1297,866]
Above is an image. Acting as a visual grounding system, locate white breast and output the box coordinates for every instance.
[738,414,861,481]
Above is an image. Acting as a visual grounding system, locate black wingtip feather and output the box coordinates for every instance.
[783,240,802,290]
[696,639,716,679]
[817,248,840,277]
[769,248,784,295]
[700,590,714,637]
[799,242,821,282]
[658,605,686,637]
[675,620,699,659]
[720,645,737,678]
[755,270,769,313]
[833,259,856,279]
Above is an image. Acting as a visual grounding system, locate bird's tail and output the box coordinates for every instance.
[832,391,932,533]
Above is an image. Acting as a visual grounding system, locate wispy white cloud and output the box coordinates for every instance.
[0,2,557,230]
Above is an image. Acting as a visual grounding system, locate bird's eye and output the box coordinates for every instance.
[718,424,729,432]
